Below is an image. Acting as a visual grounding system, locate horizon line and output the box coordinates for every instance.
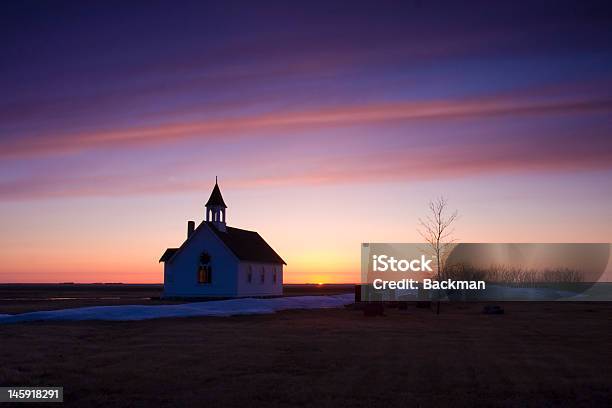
[0,282,359,285]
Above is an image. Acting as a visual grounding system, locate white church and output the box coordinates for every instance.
[159,179,285,298]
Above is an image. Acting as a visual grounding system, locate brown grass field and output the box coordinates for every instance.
[0,285,611,407]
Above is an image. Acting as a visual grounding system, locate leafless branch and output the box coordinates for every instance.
[417,196,459,278]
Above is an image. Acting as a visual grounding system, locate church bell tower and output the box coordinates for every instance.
[205,177,227,232]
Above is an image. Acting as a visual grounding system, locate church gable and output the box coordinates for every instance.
[159,221,234,265]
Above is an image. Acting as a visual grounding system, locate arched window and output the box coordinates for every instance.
[197,264,212,284]
[260,266,265,284]
[197,252,212,284]
[247,265,253,283]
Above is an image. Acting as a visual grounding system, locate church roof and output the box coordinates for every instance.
[159,248,179,262]
[206,222,286,265]
[205,180,227,208]
[159,222,286,265]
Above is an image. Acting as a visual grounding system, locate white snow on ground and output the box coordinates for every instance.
[0,294,355,324]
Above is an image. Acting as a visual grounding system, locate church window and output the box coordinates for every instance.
[260,266,265,284]
[198,252,212,284]
[198,265,212,284]
[248,265,253,283]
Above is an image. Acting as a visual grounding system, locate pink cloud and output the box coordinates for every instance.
[3,94,611,159]
[2,129,610,200]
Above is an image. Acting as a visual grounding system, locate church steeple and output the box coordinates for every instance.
[205,177,227,231]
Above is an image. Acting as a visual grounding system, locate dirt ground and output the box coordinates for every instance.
[0,286,611,407]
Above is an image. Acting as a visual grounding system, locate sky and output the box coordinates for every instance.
[1,1,611,283]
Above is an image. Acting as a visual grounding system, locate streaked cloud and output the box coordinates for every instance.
[3,93,611,159]
[2,121,610,200]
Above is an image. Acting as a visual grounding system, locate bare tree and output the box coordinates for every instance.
[418,196,458,314]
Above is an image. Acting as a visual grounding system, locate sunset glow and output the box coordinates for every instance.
[1,2,611,283]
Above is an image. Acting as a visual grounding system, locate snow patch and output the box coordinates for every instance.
[0,294,355,324]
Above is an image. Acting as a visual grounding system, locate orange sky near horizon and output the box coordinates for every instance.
[1,174,611,284]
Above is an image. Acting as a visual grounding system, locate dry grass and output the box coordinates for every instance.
[1,298,611,407]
